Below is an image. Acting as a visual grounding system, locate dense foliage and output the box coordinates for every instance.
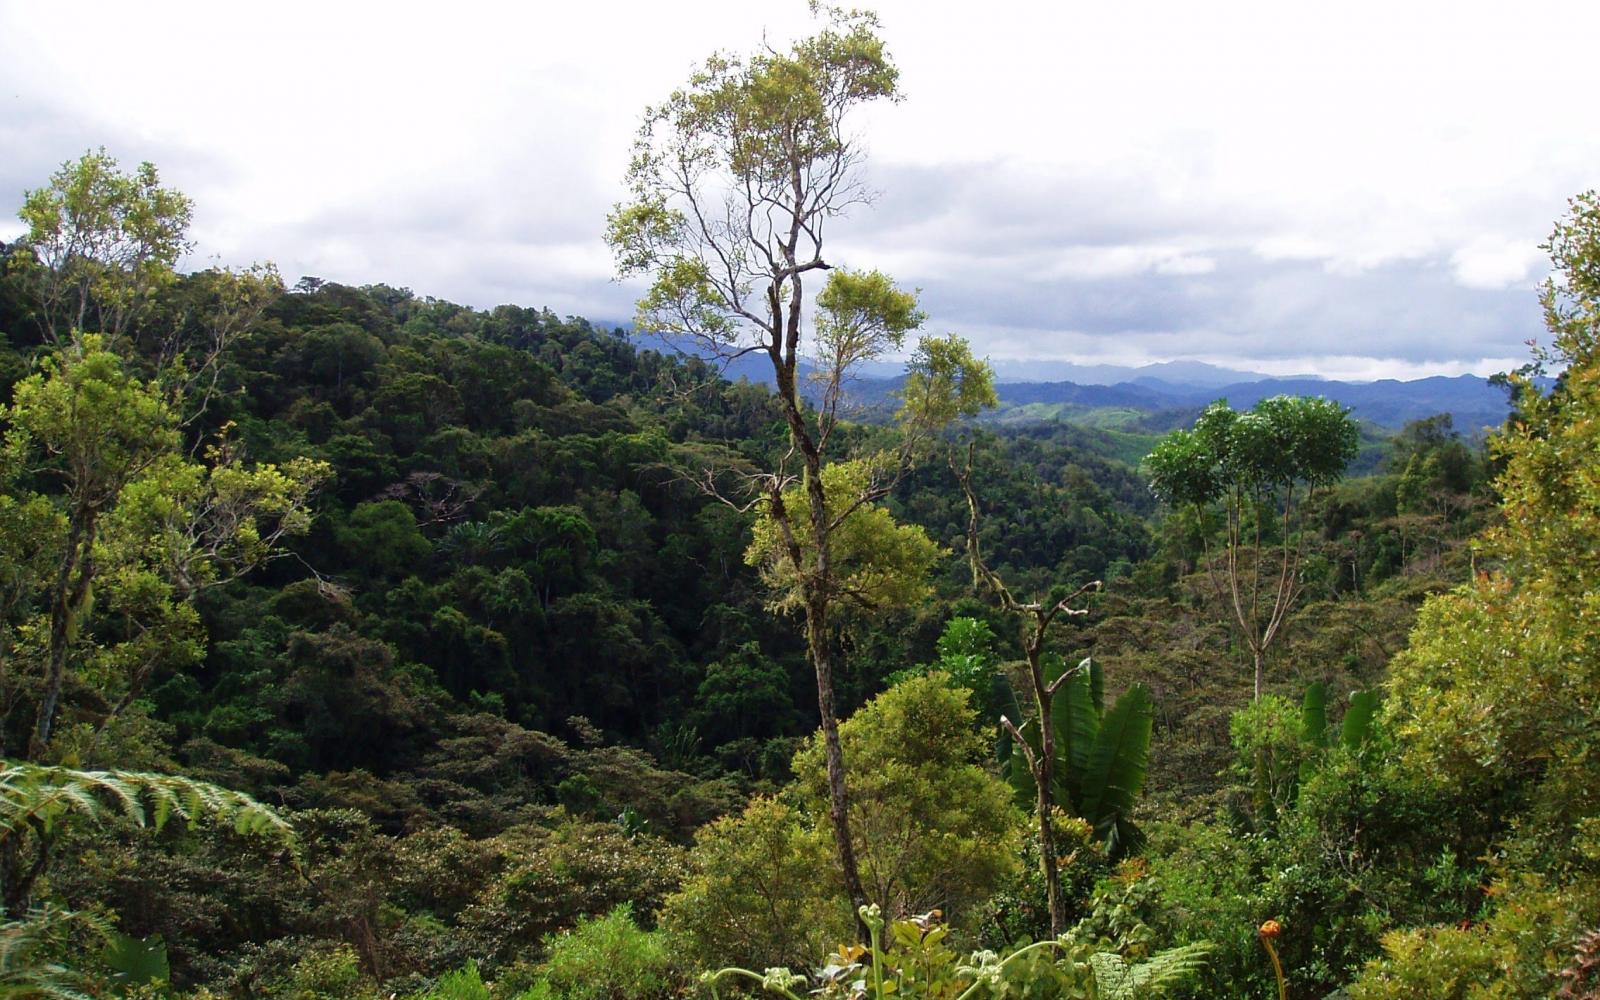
[0,55,1594,1000]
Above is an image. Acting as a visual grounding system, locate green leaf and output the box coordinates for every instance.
[1048,655,1100,811]
[1078,684,1153,856]
[1005,721,1039,806]
[1300,681,1328,749]
[102,931,170,994]
[1341,689,1380,750]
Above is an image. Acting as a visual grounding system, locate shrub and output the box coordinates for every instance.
[792,674,1023,925]
[660,796,848,972]
[463,821,687,964]
[540,904,683,1000]
[287,945,379,1000]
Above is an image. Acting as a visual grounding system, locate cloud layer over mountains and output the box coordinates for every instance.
[2,1,1596,378]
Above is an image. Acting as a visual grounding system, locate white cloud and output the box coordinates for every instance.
[1042,246,1215,281]
[2,0,1596,374]
[1155,255,1217,277]
[1450,238,1547,290]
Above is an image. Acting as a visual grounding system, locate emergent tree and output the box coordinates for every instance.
[1144,396,1358,698]
[15,148,193,347]
[606,9,993,913]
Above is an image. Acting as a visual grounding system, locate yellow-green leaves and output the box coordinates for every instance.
[1385,197,1600,805]
[606,6,902,350]
[1538,189,1600,369]
[6,336,178,505]
[3,341,327,749]
[633,257,740,342]
[0,762,293,844]
[16,149,194,343]
[745,460,944,616]
[897,334,997,436]
[604,198,684,278]
[814,269,925,374]
[791,674,1022,922]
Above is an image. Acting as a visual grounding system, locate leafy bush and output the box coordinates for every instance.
[539,904,682,1000]
[660,796,848,972]
[415,960,492,1000]
[706,905,1209,1000]
[792,673,1023,925]
[981,811,1110,947]
[463,820,687,965]
[287,944,379,1000]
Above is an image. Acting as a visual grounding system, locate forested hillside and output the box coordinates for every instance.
[1,11,1597,1000]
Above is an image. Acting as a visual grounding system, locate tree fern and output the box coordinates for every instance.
[0,907,108,1000]
[1089,941,1213,1000]
[0,762,292,843]
[0,761,294,923]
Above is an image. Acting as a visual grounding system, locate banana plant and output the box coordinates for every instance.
[1243,682,1380,826]
[1340,689,1380,749]
[1000,656,1154,858]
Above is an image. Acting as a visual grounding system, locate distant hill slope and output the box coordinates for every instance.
[628,335,1520,433]
[981,373,1518,433]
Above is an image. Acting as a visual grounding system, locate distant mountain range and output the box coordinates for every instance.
[981,373,1519,432]
[629,335,1520,432]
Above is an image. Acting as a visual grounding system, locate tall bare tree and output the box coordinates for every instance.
[607,9,993,912]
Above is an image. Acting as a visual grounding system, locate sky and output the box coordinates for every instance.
[2,0,1597,380]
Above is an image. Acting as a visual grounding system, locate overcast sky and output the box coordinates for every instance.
[3,1,1597,379]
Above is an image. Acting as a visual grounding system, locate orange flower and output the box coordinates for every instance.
[1259,919,1283,939]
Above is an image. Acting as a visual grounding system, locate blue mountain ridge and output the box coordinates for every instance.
[626,334,1519,431]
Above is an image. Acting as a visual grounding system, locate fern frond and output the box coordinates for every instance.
[1090,942,1213,1000]
[0,907,110,1000]
[0,762,293,846]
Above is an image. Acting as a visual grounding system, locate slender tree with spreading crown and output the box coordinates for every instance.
[1144,395,1358,699]
[606,7,993,913]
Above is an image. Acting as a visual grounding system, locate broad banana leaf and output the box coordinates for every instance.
[1341,689,1380,749]
[1048,653,1101,811]
[1005,718,1044,806]
[1079,684,1153,857]
[104,930,170,991]
[1298,681,1330,785]
[1087,654,1105,715]
[1300,681,1329,749]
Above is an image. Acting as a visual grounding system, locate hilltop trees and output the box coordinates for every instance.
[14,149,193,346]
[2,154,329,759]
[1144,395,1358,697]
[1339,191,1600,998]
[607,8,992,911]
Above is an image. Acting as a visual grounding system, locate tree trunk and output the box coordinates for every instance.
[32,506,97,757]
[769,274,867,930]
[1035,728,1065,936]
[1025,638,1067,937]
[0,822,51,919]
[1253,646,1265,701]
[806,599,870,924]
